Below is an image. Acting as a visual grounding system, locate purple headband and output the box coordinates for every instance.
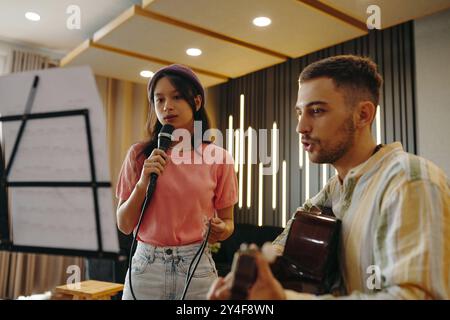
[147,64,205,108]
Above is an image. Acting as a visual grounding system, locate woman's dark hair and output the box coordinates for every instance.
[140,71,211,158]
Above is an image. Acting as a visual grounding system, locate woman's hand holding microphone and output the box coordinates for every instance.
[136,149,169,191]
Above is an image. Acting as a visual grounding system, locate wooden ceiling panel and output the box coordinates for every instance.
[60,40,227,87]
[143,0,367,58]
[60,0,450,86]
[92,6,285,79]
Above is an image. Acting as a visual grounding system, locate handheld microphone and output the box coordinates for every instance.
[147,124,175,198]
[129,123,175,300]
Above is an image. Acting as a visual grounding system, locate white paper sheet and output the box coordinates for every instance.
[0,66,119,254]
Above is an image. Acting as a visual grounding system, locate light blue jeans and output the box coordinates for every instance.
[122,241,218,300]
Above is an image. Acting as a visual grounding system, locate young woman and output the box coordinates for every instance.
[116,64,237,300]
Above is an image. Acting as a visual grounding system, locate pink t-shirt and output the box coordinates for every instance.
[116,142,238,246]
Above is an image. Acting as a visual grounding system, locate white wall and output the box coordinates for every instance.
[414,8,450,176]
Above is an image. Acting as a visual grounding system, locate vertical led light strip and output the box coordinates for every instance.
[272,122,277,210]
[282,160,287,228]
[305,152,310,200]
[376,105,381,145]
[258,162,263,226]
[298,135,303,169]
[234,129,239,173]
[238,94,244,209]
[247,126,252,208]
[228,115,233,158]
[322,164,327,189]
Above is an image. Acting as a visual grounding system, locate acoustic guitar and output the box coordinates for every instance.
[230,208,341,299]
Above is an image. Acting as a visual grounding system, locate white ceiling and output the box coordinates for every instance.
[0,0,141,54]
[1,0,450,86]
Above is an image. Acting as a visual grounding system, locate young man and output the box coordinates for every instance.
[208,55,450,300]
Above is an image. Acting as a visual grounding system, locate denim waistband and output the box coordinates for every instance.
[135,241,210,262]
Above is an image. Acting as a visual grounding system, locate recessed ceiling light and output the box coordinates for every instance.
[186,48,202,56]
[25,12,41,22]
[253,17,271,27]
[140,70,154,78]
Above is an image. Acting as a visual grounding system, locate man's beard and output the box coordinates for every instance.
[308,116,356,164]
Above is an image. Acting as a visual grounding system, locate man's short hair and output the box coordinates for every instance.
[299,55,383,107]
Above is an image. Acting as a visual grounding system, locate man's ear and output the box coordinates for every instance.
[355,101,376,129]
[194,95,202,111]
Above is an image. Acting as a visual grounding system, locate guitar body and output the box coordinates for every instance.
[230,208,341,299]
[271,209,341,294]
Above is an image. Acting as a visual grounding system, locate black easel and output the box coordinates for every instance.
[0,75,117,259]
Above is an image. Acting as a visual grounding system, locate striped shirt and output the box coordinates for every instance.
[273,142,450,299]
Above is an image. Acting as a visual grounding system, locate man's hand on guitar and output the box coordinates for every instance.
[246,249,286,299]
[207,245,286,300]
[207,273,232,300]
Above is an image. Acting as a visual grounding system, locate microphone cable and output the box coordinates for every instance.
[180,219,212,300]
[128,176,157,300]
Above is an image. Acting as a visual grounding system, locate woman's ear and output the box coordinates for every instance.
[194,95,202,111]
